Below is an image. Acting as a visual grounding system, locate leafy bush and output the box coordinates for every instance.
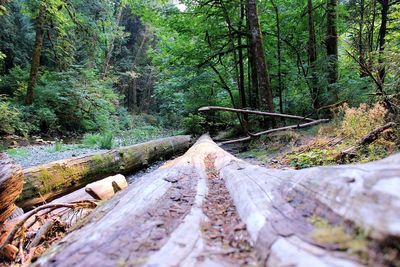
[182,113,206,135]
[0,97,27,135]
[336,103,387,140]
[99,132,113,149]
[0,67,134,135]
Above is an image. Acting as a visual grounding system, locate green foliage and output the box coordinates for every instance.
[182,113,206,136]
[286,148,337,169]
[52,139,64,152]
[99,132,113,149]
[6,147,29,158]
[0,97,27,135]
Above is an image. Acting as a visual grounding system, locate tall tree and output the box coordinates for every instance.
[25,1,46,105]
[326,0,338,86]
[377,0,388,84]
[247,0,274,113]
[307,0,319,109]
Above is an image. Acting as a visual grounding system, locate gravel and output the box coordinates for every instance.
[10,145,108,168]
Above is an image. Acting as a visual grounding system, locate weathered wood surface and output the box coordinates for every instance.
[85,174,127,200]
[31,135,400,267]
[0,153,23,223]
[18,135,191,209]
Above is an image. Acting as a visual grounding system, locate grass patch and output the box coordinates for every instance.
[6,147,29,158]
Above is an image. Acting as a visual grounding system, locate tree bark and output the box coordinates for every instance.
[25,2,46,105]
[0,154,23,223]
[307,0,320,109]
[31,135,400,267]
[377,0,389,84]
[247,0,274,113]
[326,0,338,87]
[18,135,191,209]
[271,0,284,113]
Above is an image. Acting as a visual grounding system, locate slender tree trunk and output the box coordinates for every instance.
[102,2,123,79]
[238,1,248,129]
[359,0,366,76]
[326,0,338,102]
[271,0,283,113]
[377,0,388,84]
[25,2,46,105]
[247,0,274,114]
[307,0,319,109]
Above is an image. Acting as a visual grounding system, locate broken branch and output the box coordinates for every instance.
[199,106,316,122]
[220,119,329,145]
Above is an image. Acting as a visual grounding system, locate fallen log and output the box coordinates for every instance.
[0,153,23,223]
[220,119,329,145]
[30,135,400,267]
[18,135,191,209]
[334,122,395,161]
[199,106,316,121]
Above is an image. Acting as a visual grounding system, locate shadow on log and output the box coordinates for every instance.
[18,135,191,209]
[29,135,400,267]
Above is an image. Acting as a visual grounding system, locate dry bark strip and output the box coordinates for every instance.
[0,153,23,223]
[19,135,191,209]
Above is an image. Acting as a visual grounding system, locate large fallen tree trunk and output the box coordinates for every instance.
[0,154,23,223]
[30,135,400,267]
[18,135,191,209]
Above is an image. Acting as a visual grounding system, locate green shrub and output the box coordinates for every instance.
[82,133,101,147]
[182,113,206,135]
[0,97,27,135]
[99,132,113,149]
[52,140,64,152]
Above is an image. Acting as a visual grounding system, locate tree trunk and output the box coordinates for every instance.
[326,0,338,88]
[18,135,191,209]
[25,2,46,105]
[31,135,400,267]
[307,0,320,109]
[0,154,23,223]
[377,0,388,84]
[102,2,123,79]
[271,0,284,113]
[247,0,274,113]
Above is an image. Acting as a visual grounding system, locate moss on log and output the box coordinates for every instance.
[18,135,191,209]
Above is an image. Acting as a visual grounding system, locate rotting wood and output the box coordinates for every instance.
[19,135,191,209]
[0,153,23,223]
[27,135,400,267]
[199,105,316,121]
[334,122,395,161]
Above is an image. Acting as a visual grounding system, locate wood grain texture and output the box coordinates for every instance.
[30,136,400,267]
[0,153,23,223]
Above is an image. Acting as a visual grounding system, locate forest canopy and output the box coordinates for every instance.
[0,0,399,137]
